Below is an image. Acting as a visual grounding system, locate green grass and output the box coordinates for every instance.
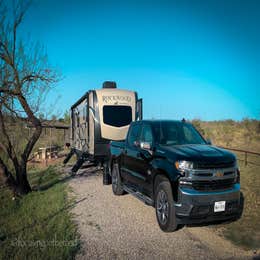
[0,166,79,260]
[216,154,260,250]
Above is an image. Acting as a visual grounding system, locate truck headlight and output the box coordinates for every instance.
[175,160,194,171]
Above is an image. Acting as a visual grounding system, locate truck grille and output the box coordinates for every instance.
[192,178,235,191]
[196,161,235,169]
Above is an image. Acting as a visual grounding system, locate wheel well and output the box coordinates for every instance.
[153,170,178,202]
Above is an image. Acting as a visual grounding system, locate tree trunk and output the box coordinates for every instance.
[15,174,32,195]
[15,164,32,195]
[0,157,31,196]
[0,157,17,194]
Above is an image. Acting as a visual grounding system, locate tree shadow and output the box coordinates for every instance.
[33,164,101,192]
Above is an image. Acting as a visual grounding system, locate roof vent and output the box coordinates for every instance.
[102,81,117,89]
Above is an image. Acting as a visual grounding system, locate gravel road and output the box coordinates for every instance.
[68,166,253,260]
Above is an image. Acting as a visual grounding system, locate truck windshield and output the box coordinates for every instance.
[153,121,206,145]
[103,105,132,127]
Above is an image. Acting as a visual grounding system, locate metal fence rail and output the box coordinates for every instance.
[220,146,260,166]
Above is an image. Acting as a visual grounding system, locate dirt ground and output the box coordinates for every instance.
[67,166,255,260]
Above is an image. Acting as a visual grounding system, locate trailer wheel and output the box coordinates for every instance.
[155,175,178,232]
[111,163,124,195]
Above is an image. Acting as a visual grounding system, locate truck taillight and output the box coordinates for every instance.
[236,169,240,183]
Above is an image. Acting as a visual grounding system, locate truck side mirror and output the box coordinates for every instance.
[133,141,140,147]
[140,142,153,159]
[140,142,151,151]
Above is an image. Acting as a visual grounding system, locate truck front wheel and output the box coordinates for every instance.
[155,176,178,232]
[111,163,124,195]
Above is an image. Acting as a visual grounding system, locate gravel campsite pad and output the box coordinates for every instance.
[68,166,252,260]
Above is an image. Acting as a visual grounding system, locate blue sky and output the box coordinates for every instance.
[18,0,259,120]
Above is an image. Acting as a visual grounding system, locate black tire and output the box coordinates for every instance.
[103,162,112,185]
[155,175,178,232]
[111,163,124,195]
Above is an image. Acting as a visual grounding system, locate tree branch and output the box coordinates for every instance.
[0,95,24,117]
[21,73,56,84]
[18,94,42,162]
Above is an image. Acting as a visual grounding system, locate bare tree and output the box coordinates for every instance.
[0,1,59,195]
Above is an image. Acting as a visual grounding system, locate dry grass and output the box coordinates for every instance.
[219,154,260,250]
[192,119,260,250]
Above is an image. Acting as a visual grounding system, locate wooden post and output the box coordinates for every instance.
[50,128,52,159]
[245,152,247,166]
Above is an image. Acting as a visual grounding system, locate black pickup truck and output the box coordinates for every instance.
[107,120,243,232]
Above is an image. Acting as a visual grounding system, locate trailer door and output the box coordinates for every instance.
[136,98,143,120]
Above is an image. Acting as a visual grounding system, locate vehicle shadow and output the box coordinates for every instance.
[33,164,101,192]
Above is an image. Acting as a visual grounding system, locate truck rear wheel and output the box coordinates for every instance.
[103,162,112,185]
[155,176,178,232]
[111,163,124,195]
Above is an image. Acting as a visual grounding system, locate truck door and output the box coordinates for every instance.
[134,124,154,196]
[136,99,143,121]
[121,123,142,187]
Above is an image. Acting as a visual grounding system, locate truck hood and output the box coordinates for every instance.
[159,144,236,163]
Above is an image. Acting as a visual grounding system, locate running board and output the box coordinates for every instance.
[123,185,154,206]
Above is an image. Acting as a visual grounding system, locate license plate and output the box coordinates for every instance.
[214,201,226,212]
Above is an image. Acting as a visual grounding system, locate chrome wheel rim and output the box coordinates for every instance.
[156,190,169,225]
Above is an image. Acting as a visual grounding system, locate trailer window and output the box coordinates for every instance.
[103,106,132,127]
[83,106,88,121]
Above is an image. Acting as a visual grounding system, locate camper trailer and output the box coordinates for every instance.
[64,81,142,173]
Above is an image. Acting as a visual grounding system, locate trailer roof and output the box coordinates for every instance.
[71,91,89,109]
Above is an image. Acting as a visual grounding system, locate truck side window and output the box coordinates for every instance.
[140,125,153,144]
[128,124,141,147]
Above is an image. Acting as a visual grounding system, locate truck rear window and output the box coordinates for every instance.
[103,105,132,127]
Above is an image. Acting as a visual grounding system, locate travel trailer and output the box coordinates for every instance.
[64,81,142,174]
